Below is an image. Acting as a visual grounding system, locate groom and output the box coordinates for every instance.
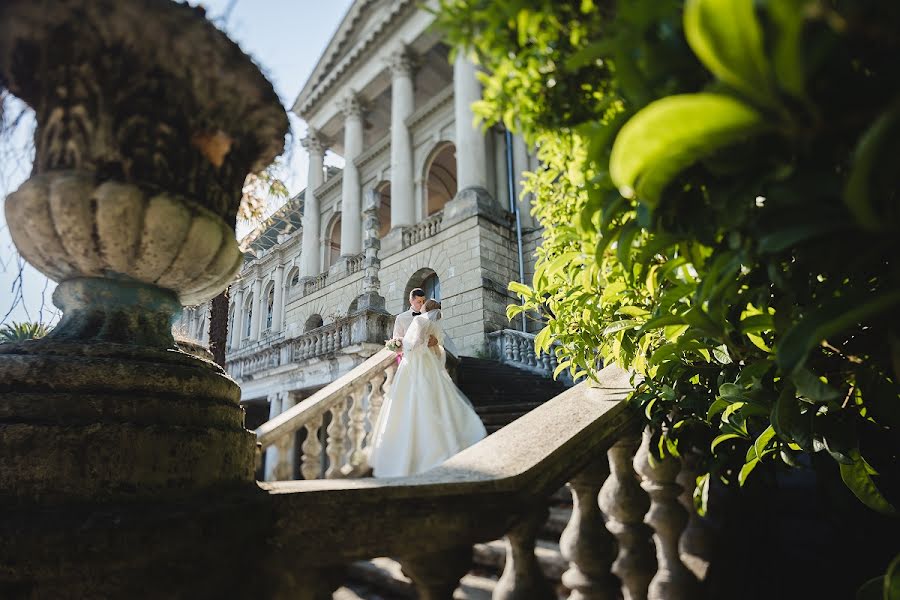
[392,288,458,378]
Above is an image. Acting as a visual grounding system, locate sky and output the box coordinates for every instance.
[0,0,354,326]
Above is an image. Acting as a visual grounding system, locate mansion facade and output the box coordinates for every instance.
[175,0,544,434]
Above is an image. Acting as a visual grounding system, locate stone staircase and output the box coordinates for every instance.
[457,356,571,434]
[337,353,576,600]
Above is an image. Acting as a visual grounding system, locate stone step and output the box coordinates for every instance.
[341,557,496,600]
[472,539,568,583]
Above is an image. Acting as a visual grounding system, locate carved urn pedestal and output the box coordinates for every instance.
[0,1,294,596]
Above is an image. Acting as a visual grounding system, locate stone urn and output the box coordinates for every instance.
[0,2,290,595]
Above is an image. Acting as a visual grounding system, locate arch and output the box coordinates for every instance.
[403,268,440,310]
[423,142,457,216]
[288,266,300,287]
[325,213,342,269]
[304,313,324,332]
[243,293,254,338]
[227,303,235,350]
[348,297,359,315]
[374,180,392,238]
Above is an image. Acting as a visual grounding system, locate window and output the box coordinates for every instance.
[265,286,274,330]
[423,272,441,301]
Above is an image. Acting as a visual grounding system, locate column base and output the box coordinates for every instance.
[443,186,511,229]
[0,340,256,505]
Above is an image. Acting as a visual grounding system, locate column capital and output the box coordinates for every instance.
[339,93,364,119]
[388,46,415,79]
[301,128,327,156]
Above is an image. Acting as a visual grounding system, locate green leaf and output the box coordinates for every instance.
[792,368,841,403]
[738,458,760,486]
[712,344,732,364]
[534,325,553,355]
[749,425,776,461]
[506,304,525,321]
[712,432,745,452]
[839,455,897,516]
[553,359,572,380]
[778,289,900,373]
[508,281,531,296]
[684,0,775,107]
[845,102,900,231]
[616,305,650,318]
[610,93,767,208]
[764,0,809,98]
[602,319,640,335]
[772,385,813,451]
[708,397,730,419]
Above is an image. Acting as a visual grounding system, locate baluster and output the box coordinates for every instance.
[325,400,349,478]
[511,338,521,363]
[560,459,619,599]
[342,385,368,476]
[494,507,555,600]
[634,428,698,600]
[526,342,537,367]
[401,546,472,600]
[599,434,655,600]
[676,451,712,581]
[365,371,386,445]
[273,434,294,481]
[541,351,552,376]
[300,418,324,480]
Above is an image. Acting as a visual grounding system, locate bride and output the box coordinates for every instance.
[368,300,487,477]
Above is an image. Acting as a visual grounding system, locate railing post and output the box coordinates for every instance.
[325,400,349,478]
[342,385,368,476]
[401,546,472,600]
[634,428,699,600]
[599,434,655,600]
[300,419,324,480]
[494,507,555,600]
[676,451,713,581]
[560,458,619,599]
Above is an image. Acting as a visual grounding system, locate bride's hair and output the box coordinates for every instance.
[424,298,442,320]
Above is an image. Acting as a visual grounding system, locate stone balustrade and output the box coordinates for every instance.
[226,309,391,381]
[303,272,329,295]
[259,364,712,599]
[487,328,575,386]
[346,251,365,275]
[402,210,443,248]
[257,349,398,480]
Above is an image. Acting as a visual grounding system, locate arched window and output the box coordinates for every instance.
[288,267,300,287]
[244,294,253,338]
[326,215,342,268]
[375,181,392,237]
[404,268,441,309]
[424,142,457,216]
[304,314,324,332]
[423,272,441,301]
[265,285,275,330]
[227,304,235,350]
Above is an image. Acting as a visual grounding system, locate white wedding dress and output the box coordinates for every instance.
[368,312,487,477]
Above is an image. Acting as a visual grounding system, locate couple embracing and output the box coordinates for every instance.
[368,288,486,477]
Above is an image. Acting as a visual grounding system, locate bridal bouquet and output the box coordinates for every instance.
[385,337,402,352]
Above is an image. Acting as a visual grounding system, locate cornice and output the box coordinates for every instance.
[405,84,453,130]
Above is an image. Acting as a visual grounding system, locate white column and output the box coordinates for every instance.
[271,264,285,333]
[300,130,326,277]
[340,94,364,256]
[229,287,244,349]
[454,49,489,191]
[264,392,284,481]
[389,48,415,229]
[249,277,262,341]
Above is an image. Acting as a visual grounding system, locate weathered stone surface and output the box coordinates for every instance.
[5,172,243,307]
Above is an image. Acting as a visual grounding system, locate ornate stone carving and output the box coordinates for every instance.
[388,46,415,79]
[339,92,364,119]
[634,428,699,600]
[301,128,327,157]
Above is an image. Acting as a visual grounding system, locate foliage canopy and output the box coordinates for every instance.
[437,0,900,519]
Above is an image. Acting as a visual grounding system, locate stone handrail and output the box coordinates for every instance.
[259,364,704,599]
[289,318,353,362]
[257,348,398,480]
[487,328,575,386]
[402,210,443,248]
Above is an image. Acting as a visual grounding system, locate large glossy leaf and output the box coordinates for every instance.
[845,102,900,231]
[839,454,897,515]
[610,93,767,208]
[684,0,775,106]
